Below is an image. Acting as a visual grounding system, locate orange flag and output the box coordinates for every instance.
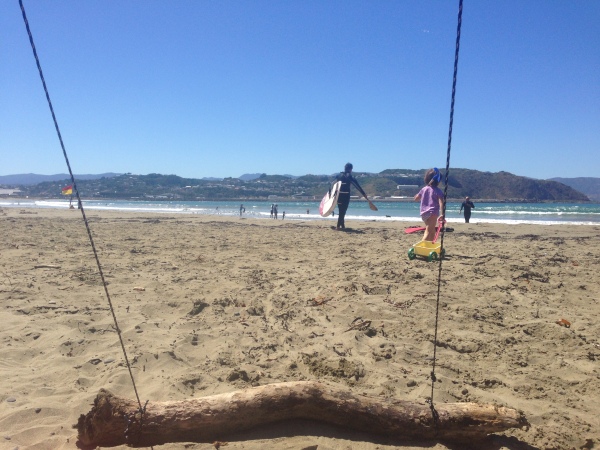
[61,185,73,195]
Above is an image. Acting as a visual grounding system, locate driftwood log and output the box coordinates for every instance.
[76,381,528,447]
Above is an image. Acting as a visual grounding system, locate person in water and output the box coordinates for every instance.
[460,196,475,223]
[414,168,445,241]
[335,162,368,231]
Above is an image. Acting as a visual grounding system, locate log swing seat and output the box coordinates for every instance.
[76,381,529,447]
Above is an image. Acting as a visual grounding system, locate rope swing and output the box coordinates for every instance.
[19,0,470,444]
[429,0,464,415]
[18,0,147,433]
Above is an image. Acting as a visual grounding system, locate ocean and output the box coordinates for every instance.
[2,198,600,225]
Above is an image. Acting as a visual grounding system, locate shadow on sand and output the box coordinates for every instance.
[194,420,541,450]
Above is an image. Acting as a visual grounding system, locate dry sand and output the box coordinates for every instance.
[1,208,599,450]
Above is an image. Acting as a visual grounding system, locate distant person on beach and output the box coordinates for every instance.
[239,204,245,217]
[414,168,445,241]
[274,204,278,219]
[460,196,475,223]
[270,204,274,218]
[335,162,368,231]
[282,211,285,220]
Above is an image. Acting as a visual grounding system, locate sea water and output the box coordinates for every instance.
[2,198,600,225]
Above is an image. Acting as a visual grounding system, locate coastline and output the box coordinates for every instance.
[2,197,600,226]
[3,194,595,203]
[1,208,600,449]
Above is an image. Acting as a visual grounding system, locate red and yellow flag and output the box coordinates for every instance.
[61,185,73,195]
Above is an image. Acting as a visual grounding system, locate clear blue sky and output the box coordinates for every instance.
[1,1,598,180]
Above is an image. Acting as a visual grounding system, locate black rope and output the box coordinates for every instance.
[429,0,463,414]
[19,0,145,418]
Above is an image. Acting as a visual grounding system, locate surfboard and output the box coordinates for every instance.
[319,181,342,217]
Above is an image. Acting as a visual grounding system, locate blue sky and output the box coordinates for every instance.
[1,1,598,180]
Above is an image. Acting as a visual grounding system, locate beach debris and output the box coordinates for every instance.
[188,300,209,316]
[372,342,396,360]
[33,264,61,269]
[275,310,294,331]
[213,441,228,449]
[384,297,414,309]
[133,286,145,291]
[332,344,350,356]
[76,382,529,447]
[245,305,261,315]
[344,317,371,332]
[226,369,249,382]
[556,318,571,328]
[308,296,332,306]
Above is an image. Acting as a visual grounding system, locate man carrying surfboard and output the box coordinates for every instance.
[334,163,376,230]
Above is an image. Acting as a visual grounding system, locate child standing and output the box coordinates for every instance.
[414,168,445,241]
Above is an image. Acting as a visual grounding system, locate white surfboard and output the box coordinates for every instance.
[319,181,342,217]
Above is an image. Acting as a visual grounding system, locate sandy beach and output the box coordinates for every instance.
[1,207,599,449]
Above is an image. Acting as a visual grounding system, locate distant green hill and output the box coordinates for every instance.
[442,169,588,201]
[362,169,589,201]
[6,169,590,202]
